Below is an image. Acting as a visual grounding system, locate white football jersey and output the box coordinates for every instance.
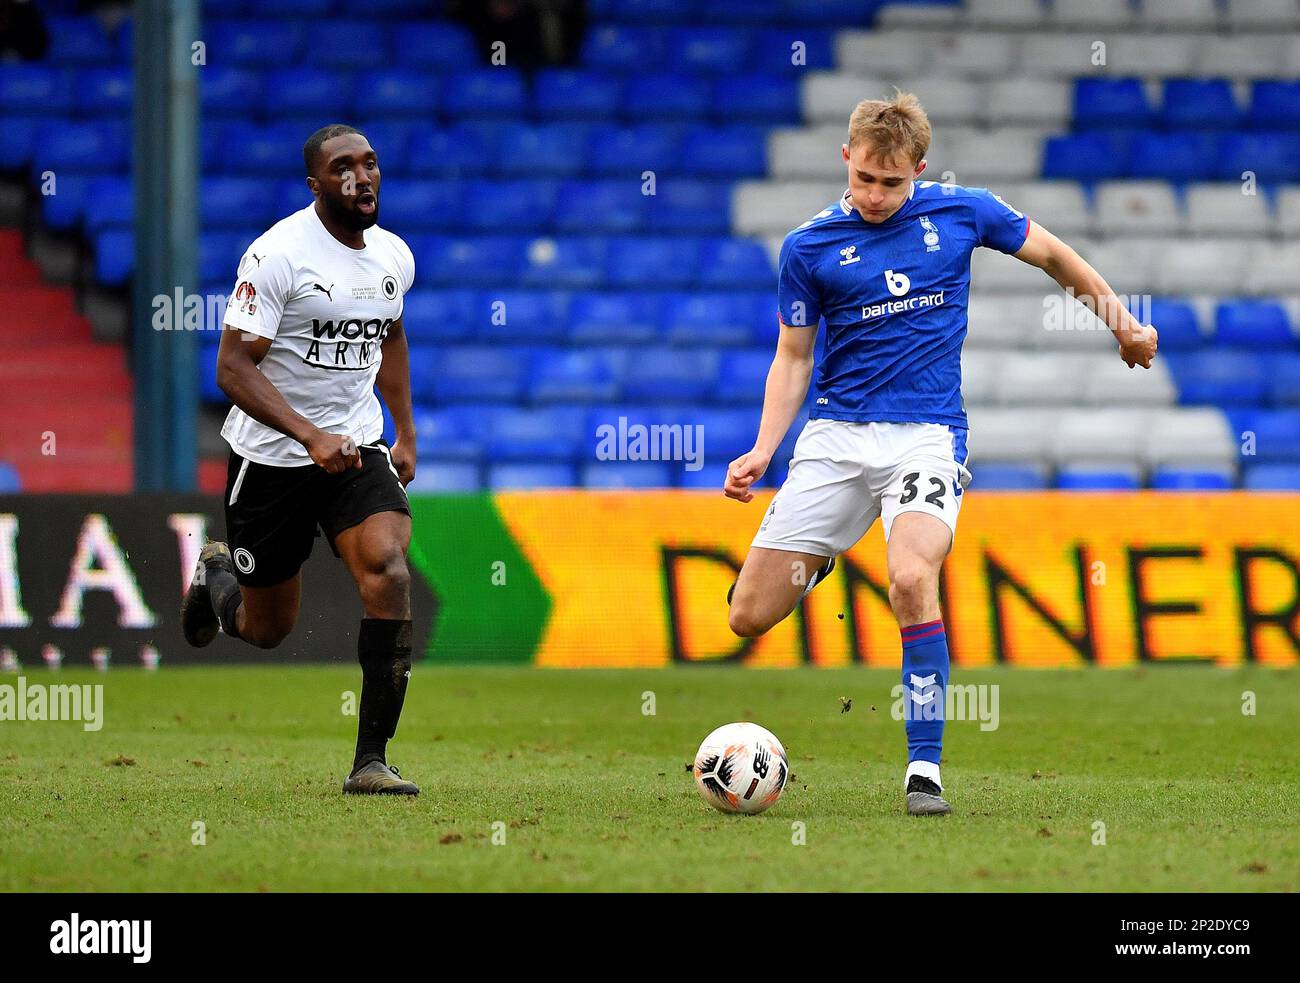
[220,204,415,467]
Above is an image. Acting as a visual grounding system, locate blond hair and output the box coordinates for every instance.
[848,90,931,166]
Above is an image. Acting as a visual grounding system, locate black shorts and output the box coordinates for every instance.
[223,440,410,587]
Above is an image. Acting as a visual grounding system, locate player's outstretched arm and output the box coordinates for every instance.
[216,326,361,473]
[724,320,816,503]
[375,316,416,486]
[1013,221,1159,369]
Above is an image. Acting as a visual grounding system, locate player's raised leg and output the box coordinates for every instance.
[181,545,302,650]
[886,510,954,816]
[334,507,418,795]
[728,546,834,637]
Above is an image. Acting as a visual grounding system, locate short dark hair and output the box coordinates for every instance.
[303,124,363,176]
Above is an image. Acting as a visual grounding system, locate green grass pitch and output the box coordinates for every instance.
[1,665,1296,892]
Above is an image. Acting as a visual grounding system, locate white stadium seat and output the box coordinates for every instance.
[996,352,1101,405]
[971,244,1052,291]
[1224,0,1300,30]
[1197,36,1287,78]
[875,2,963,29]
[1095,182,1184,236]
[965,406,1062,464]
[1019,32,1110,77]
[768,127,850,180]
[1031,289,1121,351]
[1153,239,1249,294]
[834,31,926,77]
[1142,409,1237,470]
[1074,240,1158,296]
[801,73,887,125]
[731,181,844,237]
[1140,0,1220,29]
[1283,36,1300,75]
[1001,181,1092,236]
[1051,0,1136,28]
[966,294,1049,348]
[1083,356,1178,407]
[1051,410,1153,465]
[984,78,1072,127]
[959,348,1006,405]
[1276,188,1300,238]
[1185,184,1275,236]
[944,128,1046,183]
[929,32,1018,79]
[889,77,984,126]
[967,0,1048,29]
[1243,241,1300,294]
[1107,35,1204,77]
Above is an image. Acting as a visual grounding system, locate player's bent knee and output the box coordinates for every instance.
[359,554,410,610]
[728,602,776,638]
[242,621,293,650]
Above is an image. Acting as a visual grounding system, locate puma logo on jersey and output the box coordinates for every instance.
[312,282,334,301]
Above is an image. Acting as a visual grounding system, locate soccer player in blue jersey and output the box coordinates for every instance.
[724,92,1159,816]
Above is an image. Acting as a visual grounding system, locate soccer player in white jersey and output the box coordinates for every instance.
[181,125,422,795]
[724,94,1158,815]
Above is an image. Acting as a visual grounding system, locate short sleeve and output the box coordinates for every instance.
[777,233,821,328]
[394,236,415,320]
[970,187,1031,255]
[224,247,294,340]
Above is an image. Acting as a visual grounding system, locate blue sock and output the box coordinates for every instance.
[901,619,948,766]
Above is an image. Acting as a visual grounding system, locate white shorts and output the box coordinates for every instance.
[752,420,972,557]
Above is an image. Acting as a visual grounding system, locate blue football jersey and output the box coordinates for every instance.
[776,181,1031,428]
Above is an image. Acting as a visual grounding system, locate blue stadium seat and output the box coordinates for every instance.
[200,68,264,116]
[501,123,592,177]
[83,177,133,232]
[1228,410,1300,462]
[207,20,305,66]
[1247,81,1300,129]
[484,406,587,460]
[348,121,413,172]
[533,70,624,120]
[0,65,74,114]
[586,123,684,175]
[1214,301,1294,349]
[755,27,834,73]
[581,461,675,489]
[464,179,560,233]
[663,291,757,346]
[477,290,571,344]
[401,289,479,343]
[668,27,754,74]
[568,291,662,343]
[0,116,38,169]
[95,230,134,286]
[407,126,494,177]
[46,16,116,64]
[677,461,733,489]
[358,70,439,118]
[264,68,354,120]
[40,175,90,232]
[416,235,528,287]
[418,345,532,403]
[1127,132,1218,181]
[1216,133,1300,182]
[679,125,767,176]
[199,231,256,284]
[1243,464,1300,490]
[392,21,479,69]
[1268,354,1300,407]
[0,462,22,493]
[531,348,627,403]
[200,177,275,229]
[622,346,720,401]
[606,237,699,288]
[581,25,666,71]
[1167,351,1268,407]
[1142,299,1202,351]
[1073,79,1153,129]
[624,75,711,121]
[554,179,648,233]
[411,406,485,460]
[588,0,699,21]
[1042,132,1131,181]
[1150,469,1234,490]
[520,236,607,288]
[274,178,311,221]
[230,122,313,176]
[693,408,756,459]
[1056,469,1141,490]
[715,349,771,404]
[645,179,730,234]
[35,120,129,173]
[199,342,225,405]
[970,466,1049,490]
[442,70,528,118]
[489,462,580,489]
[75,68,131,115]
[781,0,880,25]
[410,462,483,492]
[1160,79,1241,130]
[312,21,390,69]
[697,238,774,288]
[712,74,799,122]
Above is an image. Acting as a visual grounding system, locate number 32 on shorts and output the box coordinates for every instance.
[898,471,947,509]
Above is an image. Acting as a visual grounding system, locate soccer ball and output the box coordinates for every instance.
[692,722,789,815]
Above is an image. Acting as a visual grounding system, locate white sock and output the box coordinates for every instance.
[905,759,942,792]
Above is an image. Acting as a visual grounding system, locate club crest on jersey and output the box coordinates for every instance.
[920,216,941,252]
[381,275,398,300]
[838,245,860,266]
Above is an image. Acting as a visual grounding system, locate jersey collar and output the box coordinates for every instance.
[840,182,918,223]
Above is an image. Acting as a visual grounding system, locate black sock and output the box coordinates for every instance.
[353,618,413,772]
[207,566,244,641]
